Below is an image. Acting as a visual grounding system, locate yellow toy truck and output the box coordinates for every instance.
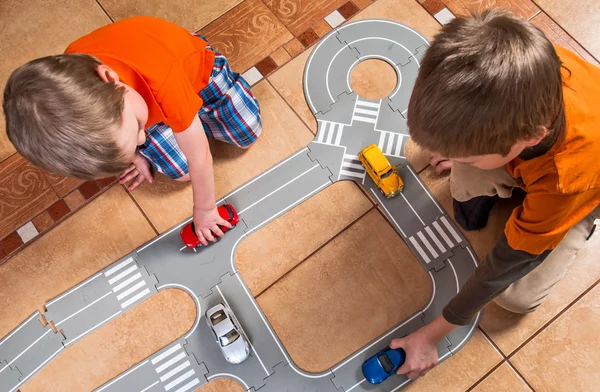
[358,144,404,198]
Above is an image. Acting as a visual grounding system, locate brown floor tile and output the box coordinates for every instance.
[21,289,196,391]
[63,190,85,211]
[297,28,320,48]
[421,0,445,15]
[511,283,600,392]
[257,210,432,372]
[404,330,502,391]
[353,0,374,9]
[472,362,532,392]
[270,47,292,66]
[530,12,599,66]
[47,199,71,222]
[404,139,431,174]
[98,0,241,31]
[0,246,5,260]
[32,211,55,233]
[480,229,600,355]
[41,171,84,198]
[255,56,278,76]
[237,181,372,295]
[130,80,314,232]
[1,231,23,254]
[199,0,293,72]
[443,0,540,20]
[96,177,117,189]
[79,180,101,200]
[0,154,58,239]
[0,186,155,337]
[535,0,600,60]
[196,378,246,392]
[0,0,110,162]
[284,38,306,58]
[312,19,333,38]
[350,59,398,100]
[338,1,360,19]
[263,0,347,36]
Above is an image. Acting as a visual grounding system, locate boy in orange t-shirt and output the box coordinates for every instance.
[4,16,261,244]
[389,10,600,379]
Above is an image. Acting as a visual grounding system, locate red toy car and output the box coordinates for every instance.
[180,204,239,249]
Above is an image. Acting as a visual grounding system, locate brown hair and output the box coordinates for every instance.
[407,8,565,158]
[3,54,129,179]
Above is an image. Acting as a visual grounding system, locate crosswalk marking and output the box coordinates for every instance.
[339,154,366,181]
[425,226,446,253]
[409,236,430,264]
[151,344,201,392]
[417,231,438,259]
[433,221,454,248]
[409,217,464,264]
[104,257,134,277]
[105,259,153,309]
[352,98,380,124]
[441,216,462,243]
[377,131,405,158]
[316,121,344,146]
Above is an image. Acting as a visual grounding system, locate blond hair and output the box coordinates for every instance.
[3,54,130,179]
[407,9,565,157]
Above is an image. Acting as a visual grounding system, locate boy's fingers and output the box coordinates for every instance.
[120,170,139,185]
[389,338,405,349]
[119,164,136,180]
[202,228,216,243]
[217,217,232,229]
[395,361,411,376]
[128,175,145,190]
[139,166,153,182]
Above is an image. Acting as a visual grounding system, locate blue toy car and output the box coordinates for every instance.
[362,347,406,384]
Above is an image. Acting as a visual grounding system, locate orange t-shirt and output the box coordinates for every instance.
[65,16,215,132]
[504,46,600,255]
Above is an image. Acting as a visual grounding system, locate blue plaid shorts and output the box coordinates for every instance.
[138,38,262,179]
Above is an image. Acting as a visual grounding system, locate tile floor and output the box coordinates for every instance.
[0,0,598,391]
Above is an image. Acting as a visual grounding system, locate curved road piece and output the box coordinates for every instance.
[0,20,480,392]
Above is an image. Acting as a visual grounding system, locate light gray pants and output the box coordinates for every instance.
[450,162,599,313]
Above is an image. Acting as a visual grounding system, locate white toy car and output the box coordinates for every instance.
[205,303,250,364]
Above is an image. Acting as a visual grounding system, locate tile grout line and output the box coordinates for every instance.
[254,205,377,298]
[465,358,506,392]
[507,277,600,360]
[478,325,507,358]
[122,185,160,236]
[265,79,317,136]
[505,358,537,392]
[94,0,114,23]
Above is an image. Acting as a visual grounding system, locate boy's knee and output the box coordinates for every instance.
[494,291,541,314]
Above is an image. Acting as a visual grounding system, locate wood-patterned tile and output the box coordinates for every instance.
[263,0,347,36]
[199,0,293,72]
[443,0,540,20]
[42,171,84,198]
[0,154,58,239]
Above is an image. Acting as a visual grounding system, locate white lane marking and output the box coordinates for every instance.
[354,108,378,116]
[95,359,149,392]
[325,124,334,145]
[317,121,328,143]
[417,231,438,258]
[164,369,195,390]
[352,115,377,123]
[346,378,366,392]
[65,310,122,347]
[55,291,113,327]
[399,192,425,225]
[116,281,147,301]
[379,131,386,148]
[406,165,444,214]
[112,273,142,293]
[343,162,363,170]
[156,284,202,339]
[356,99,380,108]
[369,189,407,237]
[224,147,309,201]
[409,236,431,263]
[156,352,186,373]
[179,245,186,252]
[151,344,182,365]
[140,380,160,392]
[174,378,200,392]
[0,312,39,348]
[160,361,190,382]
[121,288,151,309]
[390,378,412,392]
[9,346,63,392]
[433,220,454,248]
[107,265,138,285]
[3,329,50,369]
[334,124,344,145]
[104,257,134,277]
[207,374,249,390]
[340,169,366,180]
[46,273,102,307]
[466,246,479,267]
[238,164,320,215]
[447,259,460,293]
[394,135,403,157]
[215,285,270,377]
[441,216,462,243]
[425,226,446,253]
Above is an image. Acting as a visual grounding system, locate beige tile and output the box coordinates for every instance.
[270,47,292,66]
[511,283,600,392]
[480,229,600,355]
[130,80,314,232]
[350,59,398,100]
[98,0,241,31]
[0,186,155,337]
[472,362,532,392]
[196,378,246,392]
[257,209,432,372]
[63,190,85,211]
[404,330,503,392]
[530,9,599,65]
[237,181,372,295]
[21,289,196,392]
[199,0,293,72]
[284,38,306,58]
[0,0,110,162]
[443,0,540,20]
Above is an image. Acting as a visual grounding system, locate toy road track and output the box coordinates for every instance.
[0,20,480,392]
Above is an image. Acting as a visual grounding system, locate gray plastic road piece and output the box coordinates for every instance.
[1,19,481,392]
[0,361,22,392]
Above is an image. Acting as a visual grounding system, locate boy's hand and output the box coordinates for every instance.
[192,205,232,246]
[430,155,452,174]
[390,329,439,379]
[120,152,153,191]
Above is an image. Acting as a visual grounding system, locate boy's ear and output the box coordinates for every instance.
[523,126,548,147]
[96,65,120,84]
